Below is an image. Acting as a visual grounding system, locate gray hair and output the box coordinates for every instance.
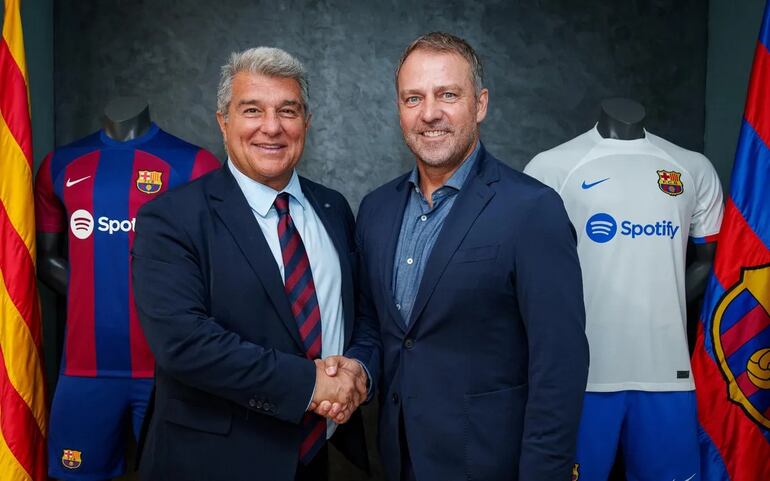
[217,47,309,118]
[395,32,484,96]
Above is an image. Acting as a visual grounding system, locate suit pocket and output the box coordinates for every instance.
[164,398,232,435]
[452,244,500,264]
[464,384,526,481]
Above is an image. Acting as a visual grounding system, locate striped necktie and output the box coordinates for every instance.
[274,192,326,464]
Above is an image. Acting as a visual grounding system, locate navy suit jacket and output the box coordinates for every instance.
[354,145,589,481]
[132,165,368,481]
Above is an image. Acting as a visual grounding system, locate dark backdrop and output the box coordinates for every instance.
[54,0,707,211]
[53,1,708,480]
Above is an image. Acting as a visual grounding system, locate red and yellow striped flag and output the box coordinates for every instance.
[0,0,48,479]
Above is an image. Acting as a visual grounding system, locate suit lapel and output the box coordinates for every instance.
[209,168,305,351]
[406,148,498,331]
[300,178,356,347]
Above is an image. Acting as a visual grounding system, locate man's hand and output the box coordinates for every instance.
[308,356,368,424]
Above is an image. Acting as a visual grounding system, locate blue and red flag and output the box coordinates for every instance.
[692,2,770,480]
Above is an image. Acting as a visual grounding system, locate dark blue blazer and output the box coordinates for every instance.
[354,145,589,481]
[132,165,368,481]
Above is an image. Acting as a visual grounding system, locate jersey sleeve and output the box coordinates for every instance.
[34,152,66,233]
[189,149,221,180]
[689,156,724,244]
[523,153,563,192]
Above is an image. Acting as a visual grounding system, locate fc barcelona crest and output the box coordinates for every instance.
[62,449,82,469]
[711,264,770,429]
[656,170,684,196]
[136,170,163,194]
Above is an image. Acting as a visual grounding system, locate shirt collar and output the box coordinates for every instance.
[227,160,307,217]
[408,140,481,192]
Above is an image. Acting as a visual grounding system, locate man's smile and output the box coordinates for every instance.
[420,130,450,138]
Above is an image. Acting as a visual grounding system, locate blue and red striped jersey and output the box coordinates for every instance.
[34,123,220,378]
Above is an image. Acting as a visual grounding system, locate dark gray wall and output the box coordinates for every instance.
[54,0,708,211]
[704,0,766,191]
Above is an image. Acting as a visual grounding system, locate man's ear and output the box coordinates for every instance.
[476,88,489,124]
[216,111,228,139]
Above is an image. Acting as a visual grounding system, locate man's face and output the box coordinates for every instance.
[216,72,310,190]
[397,49,488,169]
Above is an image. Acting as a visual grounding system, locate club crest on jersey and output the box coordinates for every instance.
[136,170,163,194]
[656,170,684,196]
[572,463,580,481]
[711,264,770,430]
[62,449,82,469]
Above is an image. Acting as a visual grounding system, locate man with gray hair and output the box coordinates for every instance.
[348,32,589,480]
[131,46,376,481]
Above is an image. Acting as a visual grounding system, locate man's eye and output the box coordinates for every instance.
[405,96,420,105]
[441,92,457,99]
[280,109,299,117]
[243,108,259,114]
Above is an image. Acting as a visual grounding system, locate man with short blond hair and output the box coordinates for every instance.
[350,32,589,480]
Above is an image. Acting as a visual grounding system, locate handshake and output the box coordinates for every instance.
[308,356,368,424]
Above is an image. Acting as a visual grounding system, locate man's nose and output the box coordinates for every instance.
[260,111,282,136]
[420,96,443,123]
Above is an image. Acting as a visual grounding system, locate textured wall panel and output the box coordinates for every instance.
[55,0,707,211]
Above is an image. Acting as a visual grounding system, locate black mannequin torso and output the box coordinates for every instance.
[37,99,152,294]
[596,97,646,140]
[103,96,152,141]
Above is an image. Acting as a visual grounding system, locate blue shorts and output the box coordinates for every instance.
[48,376,153,481]
[574,391,700,481]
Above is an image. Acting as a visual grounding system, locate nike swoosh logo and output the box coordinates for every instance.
[581,178,610,189]
[65,176,91,187]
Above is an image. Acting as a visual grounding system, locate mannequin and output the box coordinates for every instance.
[526,101,725,480]
[37,97,152,294]
[596,97,645,140]
[103,96,152,141]
[596,97,716,303]
[35,99,220,481]
[593,98,718,481]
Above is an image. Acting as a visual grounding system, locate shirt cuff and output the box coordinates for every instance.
[305,377,317,411]
[354,359,373,398]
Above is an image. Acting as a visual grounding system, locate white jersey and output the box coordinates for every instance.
[525,126,723,392]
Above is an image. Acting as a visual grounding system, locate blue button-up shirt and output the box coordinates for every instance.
[392,143,480,324]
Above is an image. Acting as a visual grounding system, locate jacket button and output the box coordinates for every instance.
[404,338,414,349]
[392,393,399,404]
[248,399,257,408]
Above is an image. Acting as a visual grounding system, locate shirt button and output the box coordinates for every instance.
[406,258,414,265]
[420,215,427,222]
[396,303,401,310]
